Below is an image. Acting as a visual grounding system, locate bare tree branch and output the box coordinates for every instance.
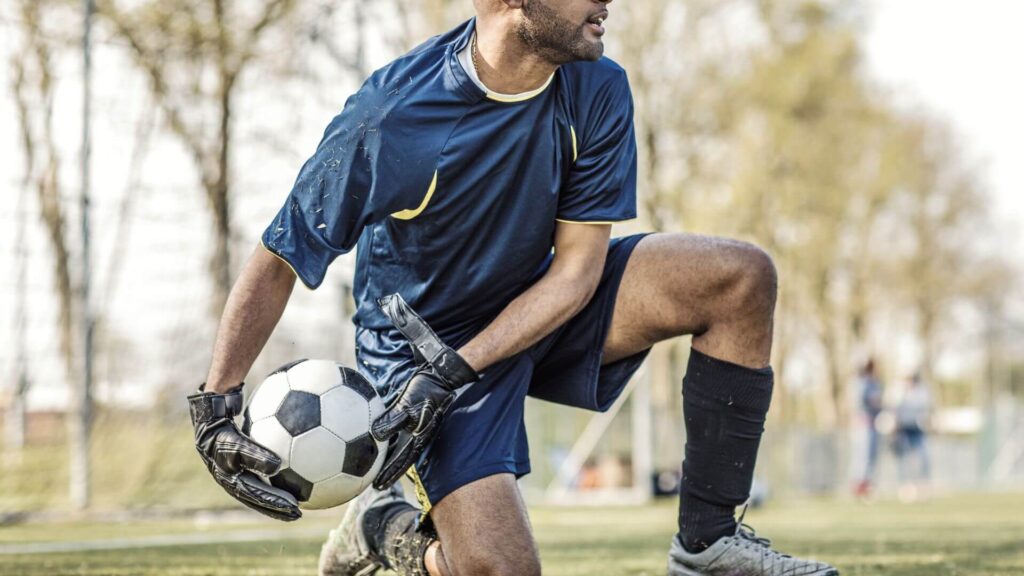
[97,0,210,175]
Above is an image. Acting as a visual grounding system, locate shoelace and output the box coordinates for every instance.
[736,524,773,549]
[734,504,793,562]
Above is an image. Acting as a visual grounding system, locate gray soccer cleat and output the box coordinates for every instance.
[668,523,839,576]
[318,482,407,576]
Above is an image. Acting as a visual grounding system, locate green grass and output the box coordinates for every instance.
[1,492,1023,575]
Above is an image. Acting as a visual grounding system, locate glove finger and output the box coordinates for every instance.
[214,431,283,476]
[372,431,417,490]
[235,440,284,477]
[234,472,302,521]
[371,409,410,442]
[410,401,446,437]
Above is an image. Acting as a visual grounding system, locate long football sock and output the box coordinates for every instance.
[678,348,773,552]
[365,501,434,575]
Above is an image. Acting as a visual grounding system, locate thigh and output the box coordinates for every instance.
[430,473,541,576]
[602,232,770,365]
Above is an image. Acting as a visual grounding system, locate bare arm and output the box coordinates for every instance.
[367,222,612,490]
[205,245,297,393]
[457,222,612,373]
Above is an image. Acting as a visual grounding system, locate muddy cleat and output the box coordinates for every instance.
[668,523,839,576]
[318,483,407,576]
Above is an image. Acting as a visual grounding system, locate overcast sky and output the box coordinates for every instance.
[865,0,1024,254]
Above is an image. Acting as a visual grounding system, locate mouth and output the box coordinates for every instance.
[586,10,608,36]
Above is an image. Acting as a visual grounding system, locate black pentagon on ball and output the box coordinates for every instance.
[269,358,308,376]
[276,390,321,436]
[270,467,313,502]
[342,433,379,477]
[339,366,376,401]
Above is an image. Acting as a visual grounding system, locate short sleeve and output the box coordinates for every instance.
[262,84,438,289]
[557,72,637,223]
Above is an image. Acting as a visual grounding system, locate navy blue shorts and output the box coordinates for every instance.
[408,233,651,512]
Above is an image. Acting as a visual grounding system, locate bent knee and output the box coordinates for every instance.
[737,242,777,302]
[721,241,777,316]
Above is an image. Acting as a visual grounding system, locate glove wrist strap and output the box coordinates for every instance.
[379,294,479,388]
[431,349,477,389]
[188,386,244,424]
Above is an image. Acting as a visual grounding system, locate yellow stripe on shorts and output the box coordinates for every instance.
[406,467,432,519]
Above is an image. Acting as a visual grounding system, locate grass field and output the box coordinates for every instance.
[1,492,1022,575]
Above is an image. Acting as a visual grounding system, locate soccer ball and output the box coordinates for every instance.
[241,359,388,509]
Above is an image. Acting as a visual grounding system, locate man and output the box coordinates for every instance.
[894,372,931,501]
[854,359,883,498]
[187,1,839,575]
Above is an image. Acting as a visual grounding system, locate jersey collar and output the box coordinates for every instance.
[448,18,555,104]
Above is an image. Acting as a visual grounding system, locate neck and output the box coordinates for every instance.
[473,18,557,95]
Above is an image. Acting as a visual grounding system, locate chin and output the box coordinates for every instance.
[579,43,604,62]
[567,37,603,61]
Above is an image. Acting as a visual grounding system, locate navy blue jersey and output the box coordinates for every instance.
[263,19,636,355]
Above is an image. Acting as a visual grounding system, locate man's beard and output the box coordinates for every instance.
[515,0,603,64]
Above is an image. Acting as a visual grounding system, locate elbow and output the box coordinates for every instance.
[581,266,603,308]
[561,264,603,316]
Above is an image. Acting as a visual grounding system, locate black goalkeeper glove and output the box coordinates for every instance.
[369,293,479,490]
[188,384,301,521]
[370,360,475,489]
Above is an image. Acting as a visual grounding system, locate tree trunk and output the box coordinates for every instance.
[206,178,232,314]
[207,70,235,315]
[11,0,84,503]
[9,61,33,454]
[820,326,847,427]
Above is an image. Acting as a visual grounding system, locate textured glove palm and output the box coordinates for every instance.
[370,361,476,490]
[188,386,301,521]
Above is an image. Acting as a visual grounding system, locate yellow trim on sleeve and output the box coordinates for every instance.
[391,171,438,221]
[570,126,578,163]
[260,239,313,291]
[555,218,636,225]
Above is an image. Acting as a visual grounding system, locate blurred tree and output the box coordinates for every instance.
[8,0,96,508]
[679,1,1007,430]
[98,0,298,314]
[8,0,77,445]
[889,117,995,385]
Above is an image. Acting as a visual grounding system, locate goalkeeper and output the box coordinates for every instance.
[190,1,839,575]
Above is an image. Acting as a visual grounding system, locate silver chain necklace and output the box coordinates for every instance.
[471,32,481,78]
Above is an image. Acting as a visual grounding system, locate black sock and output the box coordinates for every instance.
[678,348,773,553]
[364,501,434,575]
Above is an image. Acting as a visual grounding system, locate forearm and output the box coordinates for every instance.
[458,267,600,373]
[205,246,296,393]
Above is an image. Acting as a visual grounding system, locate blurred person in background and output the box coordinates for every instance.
[894,372,932,501]
[854,359,884,498]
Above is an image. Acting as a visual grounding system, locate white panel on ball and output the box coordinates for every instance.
[248,418,294,468]
[286,359,345,395]
[246,371,290,422]
[290,427,348,483]
[304,472,366,510]
[367,395,386,420]
[320,385,371,442]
